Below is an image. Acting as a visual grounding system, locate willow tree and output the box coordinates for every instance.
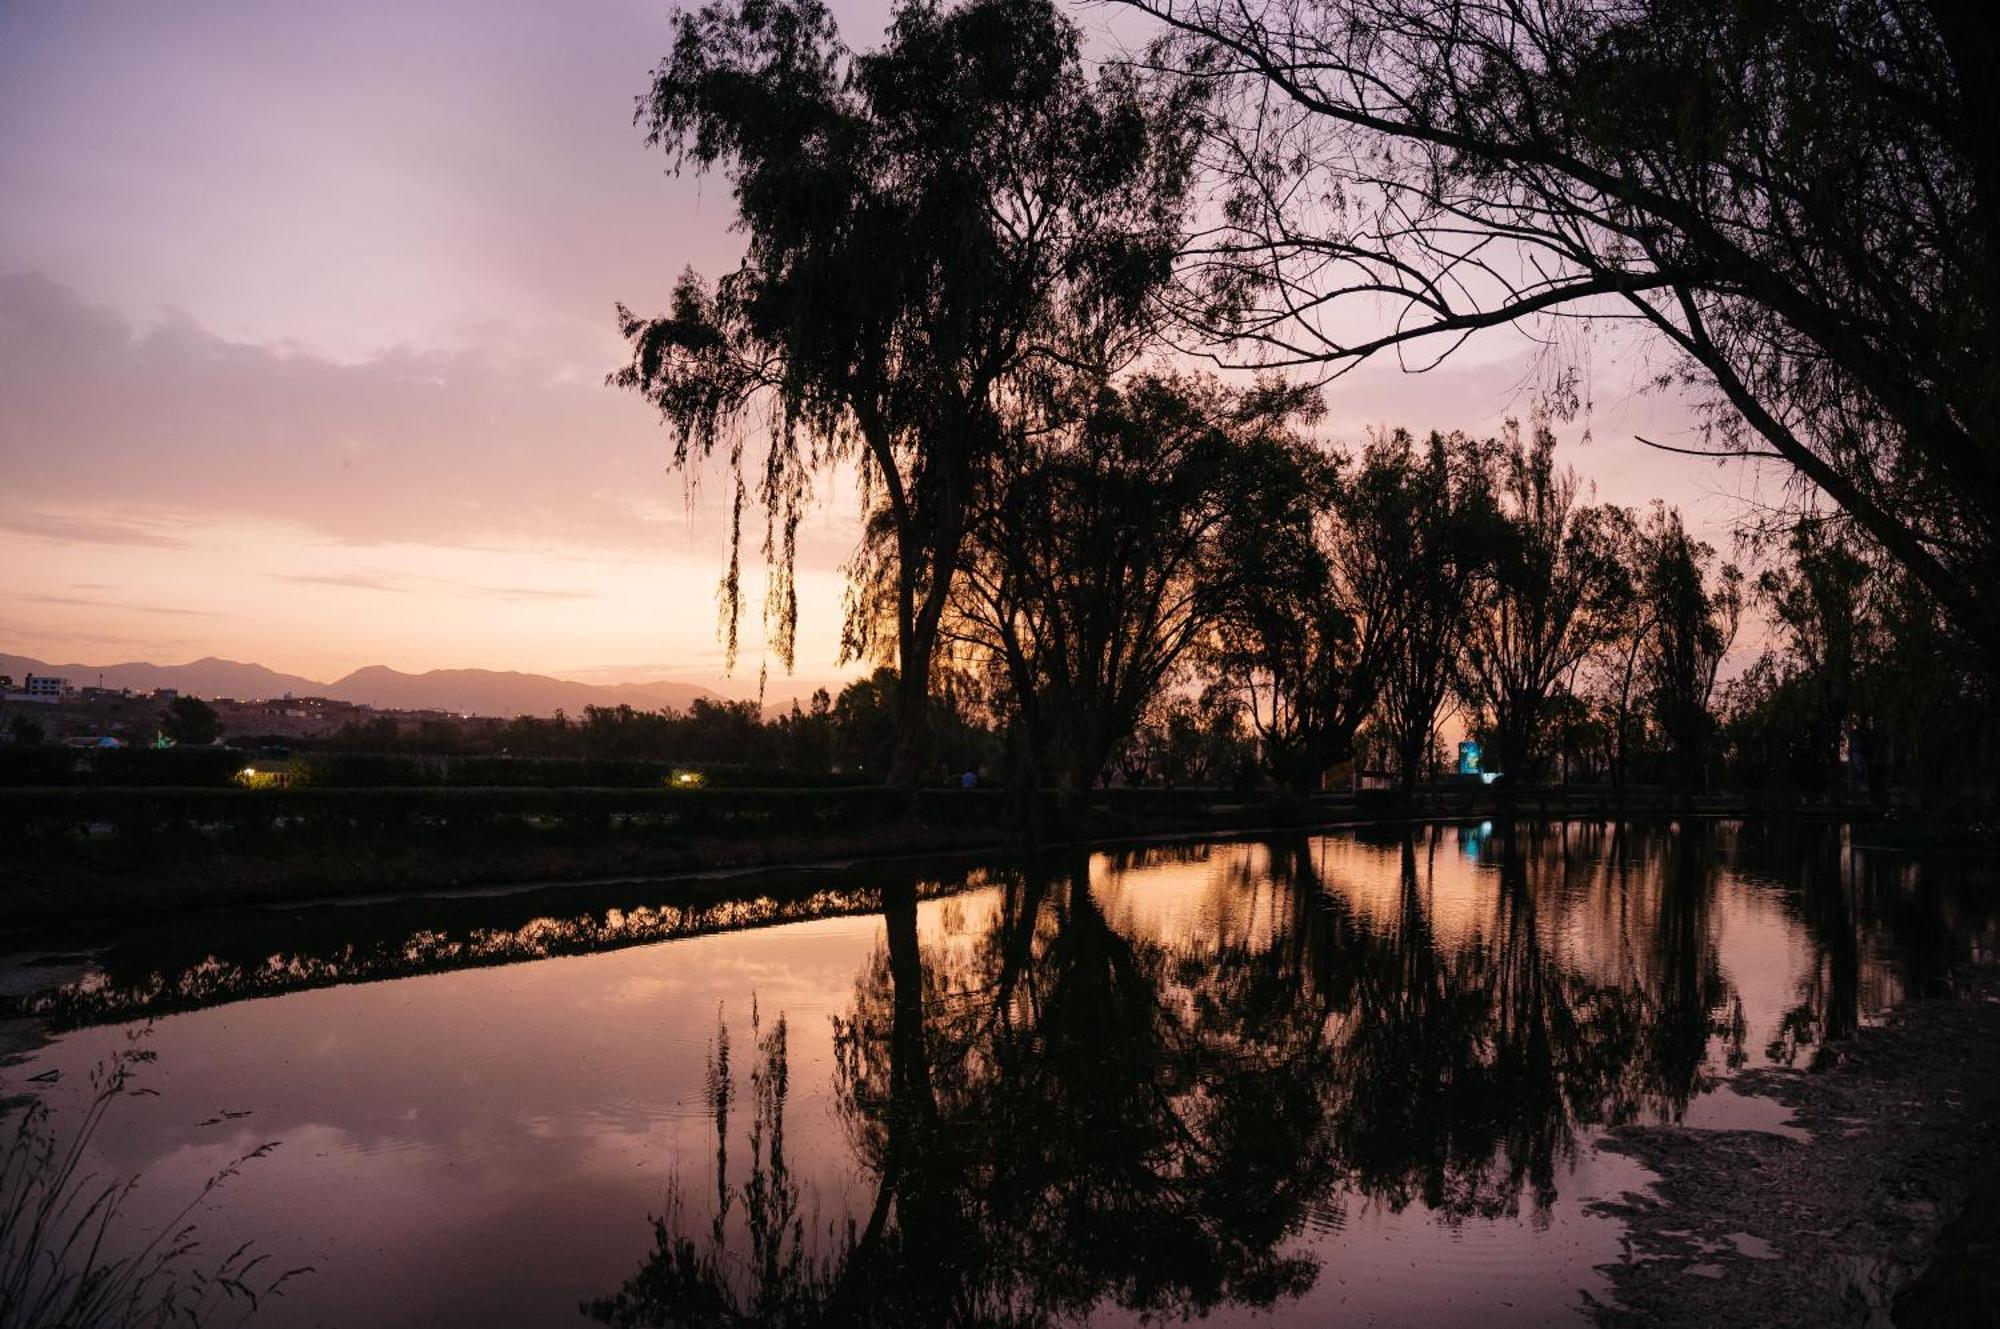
[1126,0,2000,661]
[615,0,1198,788]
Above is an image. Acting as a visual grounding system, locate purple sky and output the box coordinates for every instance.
[0,0,1788,692]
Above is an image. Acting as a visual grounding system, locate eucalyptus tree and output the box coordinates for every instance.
[1373,429,1501,795]
[1580,503,1662,797]
[1203,426,1419,792]
[1751,522,1877,797]
[950,374,1315,797]
[615,0,1198,788]
[1638,506,1743,795]
[1123,0,2000,661]
[1460,425,1633,795]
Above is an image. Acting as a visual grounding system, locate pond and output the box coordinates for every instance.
[2,820,1993,1327]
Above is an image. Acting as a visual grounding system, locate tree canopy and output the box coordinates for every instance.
[616,0,1200,785]
[1126,0,2000,658]
[949,372,1316,795]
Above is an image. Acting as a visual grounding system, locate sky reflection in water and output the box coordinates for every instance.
[2,821,1992,1328]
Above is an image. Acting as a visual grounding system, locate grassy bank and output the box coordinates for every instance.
[0,781,1863,927]
[0,784,1338,925]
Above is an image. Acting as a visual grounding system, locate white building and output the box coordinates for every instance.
[7,674,69,703]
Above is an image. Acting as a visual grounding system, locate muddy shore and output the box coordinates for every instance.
[1589,965,2000,1327]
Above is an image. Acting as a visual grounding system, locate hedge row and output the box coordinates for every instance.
[0,783,1283,841]
[283,753,875,789]
[0,746,875,789]
[0,745,249,787]
[2,784,914,834]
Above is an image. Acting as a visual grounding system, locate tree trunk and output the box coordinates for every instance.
[1002,719,1045,848]
[878,876,952,1314]
[886,572,946,793]
[1397,728,1425,810]
[1494,713,1531,817]
[883,878,935,1120]
[886,672,931,793]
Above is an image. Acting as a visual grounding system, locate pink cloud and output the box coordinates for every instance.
[0,273,866,561]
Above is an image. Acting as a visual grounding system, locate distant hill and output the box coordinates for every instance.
[326,666,717,717]
[1,653,720,718]
[0,653,324,700]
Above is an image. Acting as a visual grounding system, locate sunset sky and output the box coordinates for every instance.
[0,0,1790,695]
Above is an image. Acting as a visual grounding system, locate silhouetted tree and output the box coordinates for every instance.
[1855,568,2000,810]
[1128,691,1257,788]
[616,0,1199,788]
[1460,425,1631,795]
[771,689,837,773]
[1206,424,1427,790]
[1637,506,1742,795]
[1754,521,1874,797]
[952,374,1314,798]
[1586,506,1655,798]
[1373,429,1501,794]
[1126,0,2000,661]
[160,696,222,746]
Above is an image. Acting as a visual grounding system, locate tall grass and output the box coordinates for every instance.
[0,1031,308,1329]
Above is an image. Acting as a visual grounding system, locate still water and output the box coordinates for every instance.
[2,821,1993,1327]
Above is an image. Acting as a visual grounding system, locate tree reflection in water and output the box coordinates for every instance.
[1315,824,1734,1223]
[1744,821,1994,1068]
[587,824,1960,1326]
[14,875,985,1030]
[581,1006,844,1327]
[588,861,1340,1328]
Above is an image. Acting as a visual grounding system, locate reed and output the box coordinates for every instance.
[0,1031,309,1329]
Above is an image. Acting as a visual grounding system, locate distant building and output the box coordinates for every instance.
[152,687,179,701]
[7,674,69,703]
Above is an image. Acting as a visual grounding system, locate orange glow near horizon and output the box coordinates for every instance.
[0,507,862,696]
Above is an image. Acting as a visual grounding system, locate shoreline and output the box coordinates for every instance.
[1587,964,2000,1327]
[0,785,1883,930]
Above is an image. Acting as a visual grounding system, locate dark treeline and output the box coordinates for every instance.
[594,0,2000,814]
[309,668,999,782]
[298,487,1993,811]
